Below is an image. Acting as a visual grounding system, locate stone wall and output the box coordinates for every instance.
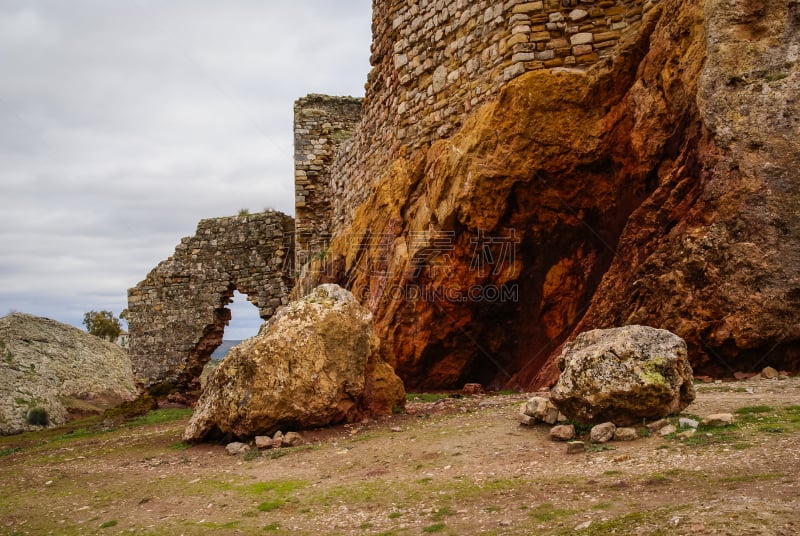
[294,95,362,270]
[327,0,659,230]
[127,212,295,391]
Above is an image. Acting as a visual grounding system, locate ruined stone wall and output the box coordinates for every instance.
[328,0,659,229]
[294,95,362,269]
[127,212,294,391]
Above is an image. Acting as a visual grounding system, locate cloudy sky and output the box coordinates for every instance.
[0,0,372,339]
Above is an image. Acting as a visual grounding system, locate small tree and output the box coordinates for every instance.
[83,310,122,342]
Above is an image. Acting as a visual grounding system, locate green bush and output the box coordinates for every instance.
[26,407,49,426]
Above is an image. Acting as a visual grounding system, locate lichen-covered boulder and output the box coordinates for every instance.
[0,313,137,435]
[550,325,695,425]
[183,285,405,442]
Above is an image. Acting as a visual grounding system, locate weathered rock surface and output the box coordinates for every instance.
[183,285,405,442]
[550,326,695,426]
[0,313,137,435]
[702,413,735,427]
[519,396,560,426]
[309,0,800,391]
[550,424,576,442]
[614,427,639,442]
[590,423,617,444]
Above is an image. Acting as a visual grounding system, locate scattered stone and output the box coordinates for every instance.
[255,436,273,449]
[391,426,403,432]
[520,396,560,425]
[695,376,714,383]
[575,520,592,530]
[659,424,677,437]
[646,419,670,431]
[550,424,576,441]
[462,383,484,395]
[734,371,757,380]
[225,442,251,456]
[613,427,638,441]
[518,414,535,426]
[701,413,735,427]
[550,326,695,426]
[678,417,699,429]
[761,366,779,379]
[566,441,586,454]
[676,429,696,440]
[183,285,405,442]
[273,431,284,440]
[590,422,617,444]
[282,432,304,447]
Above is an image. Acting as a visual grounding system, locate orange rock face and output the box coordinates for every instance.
[312,0,800,390]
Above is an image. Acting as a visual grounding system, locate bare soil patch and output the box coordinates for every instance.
[1,378,799,535]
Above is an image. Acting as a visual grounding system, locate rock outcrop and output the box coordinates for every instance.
[183,285,405,442]
[550,326,695,426]
[0,313,137,435]
[309,0,800,390]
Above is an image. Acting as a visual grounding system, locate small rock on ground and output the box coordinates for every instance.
[550,424,576,441]
[590,422,616,443]
[566,441,586,454]
[225,442,250,456]
[613,427,638,441]
[701,413,734,426]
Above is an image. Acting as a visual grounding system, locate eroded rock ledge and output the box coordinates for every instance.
[311,0,800,390]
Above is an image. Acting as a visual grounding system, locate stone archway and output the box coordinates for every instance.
[127,211,294,392]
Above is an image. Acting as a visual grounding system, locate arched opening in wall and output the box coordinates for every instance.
[212,290,263,361]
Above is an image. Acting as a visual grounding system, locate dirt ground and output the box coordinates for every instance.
[1,377,799,536]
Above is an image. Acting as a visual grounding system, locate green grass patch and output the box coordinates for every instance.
[99,520,118,529]
[586,443,616,453]
[529,502,577,522]
[431,506,455,521]
[423,523,446,533]
[170,441,192,450]
[263,522,281,531]
[735,405,773,415]
[244,479,307,496]
[257,499,285,512]
[127,408,193,427]
[388,511,403,519]
[0,447,21,457]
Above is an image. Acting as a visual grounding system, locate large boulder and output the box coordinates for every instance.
[550,325,695,426]
[0,313,138,435]
[183,285,405,442]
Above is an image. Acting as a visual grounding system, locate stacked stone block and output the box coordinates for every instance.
[294,95,362,268]
[326,0,660,230]
[127,212,295,391]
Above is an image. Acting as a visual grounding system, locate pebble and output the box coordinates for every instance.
[590,422,616,444]
[550,424,576,441]
[701,413,734,426]
[566,441,586,455]
[647,419,670,431]
[679,417,699,429]
[613,427,638,441]
[659,424,677,437]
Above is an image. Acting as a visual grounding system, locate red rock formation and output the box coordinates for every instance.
[313,0,800,390]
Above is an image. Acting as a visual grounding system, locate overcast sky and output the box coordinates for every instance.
[0,0,372,339]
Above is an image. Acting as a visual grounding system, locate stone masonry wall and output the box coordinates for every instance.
[294,95,362,269]
[127,212,295,391]
[327,0,660,230]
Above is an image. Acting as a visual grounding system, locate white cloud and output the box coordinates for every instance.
[0,0,372,334]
